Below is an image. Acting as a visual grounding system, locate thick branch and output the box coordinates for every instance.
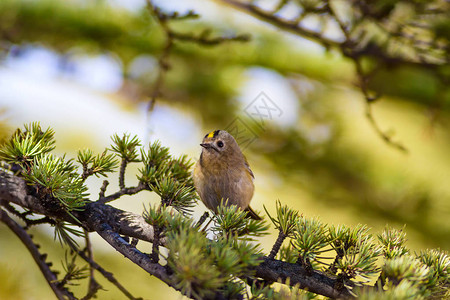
[0,170,158,243]
[255,257,353,299]
[96,222,229,300]
[95,222,172,285]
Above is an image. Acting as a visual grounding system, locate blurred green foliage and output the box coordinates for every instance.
[0,0,450,297]
[0,0,353,124]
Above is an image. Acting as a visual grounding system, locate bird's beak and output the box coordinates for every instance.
[200,143,219,152]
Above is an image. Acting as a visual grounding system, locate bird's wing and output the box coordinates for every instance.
[243,155,254,179]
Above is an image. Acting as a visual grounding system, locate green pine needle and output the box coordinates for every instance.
[150,177,197,215]
[0,122,55,166]
[416,249,449,281]
[110,133,142,163]
[293,216,329,265]
[357,280,423,300]
[415,249,450,297]
[264,200,299,237]
[210,241,245,275]
[138,141,171,184]
[328,224,371,255]
[167,229,224,299]
[78,149,118,178]
[212,202,269,240]
[378,226,409,259]
[169,154,194,183]
[76,148,94,165]
[22,154,88,210]
[91,150,118,176]
[278,244,300,263]
[54,221,85,249]
[59,251,89,286]
[383,255,430,288]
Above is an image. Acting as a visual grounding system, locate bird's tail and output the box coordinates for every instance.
[245,206,262,220]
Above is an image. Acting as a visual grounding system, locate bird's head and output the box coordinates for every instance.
[199,130,243,163]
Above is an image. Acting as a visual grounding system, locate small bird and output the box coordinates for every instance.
[193,130,261,220]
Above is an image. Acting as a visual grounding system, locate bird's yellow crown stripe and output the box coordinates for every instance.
[207,130,220,138]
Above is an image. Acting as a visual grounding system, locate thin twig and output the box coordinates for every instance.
[24,216,56,229]
[255,257,353,299]
[98,180,109,199]
[216,0,341,48]
[145,0,250,114]
[327,252,342,275]
[170,30,249,45]
[364,102,408,152]
[353,57,408,152]
[268,231,287,259]
[131,238,139,247]
[151,225,161,263]
[0,209,76,300]
[1,200,31,221]
[81,164,92,181]
[145,0,174,113]
[0,200,51,229]
[296,254,313,276]
[81,231,102,300]
[76,237,141,300]
[57,254,78,290]
[201,217,213,233]
[119,159,127,190]
[98,183,147,204]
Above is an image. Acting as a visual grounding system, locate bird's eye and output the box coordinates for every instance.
[217,141,224,148]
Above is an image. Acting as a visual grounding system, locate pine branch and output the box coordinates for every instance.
[0,169,353,299]
[3,120,440,299]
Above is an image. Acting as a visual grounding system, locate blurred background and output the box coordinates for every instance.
[0,0,449,299]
